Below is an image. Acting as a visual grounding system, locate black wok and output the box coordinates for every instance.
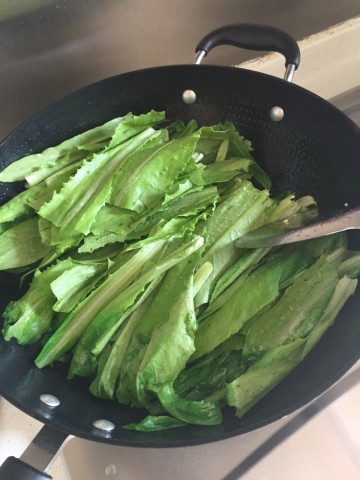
[0,24,359,479]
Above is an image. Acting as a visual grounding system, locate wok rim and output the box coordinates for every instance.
[1,63,359,148]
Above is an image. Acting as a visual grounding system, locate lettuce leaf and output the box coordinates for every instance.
[109,131,200,212]
[34,239,167,368]
[227,338,306,418]
[0,116,125,184]
[1,111,358,432]
[124,415,186,431]
[0,217,50,270]
[195,180,275,307]
[0,111,165,185]
[38,128,158,246]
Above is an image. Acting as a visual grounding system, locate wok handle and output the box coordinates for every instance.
[0,424,69,480]
[0,457,52,480]
[195,23,300,81]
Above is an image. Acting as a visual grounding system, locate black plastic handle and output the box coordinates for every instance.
[0,457,52,480]
[196,23,300,69]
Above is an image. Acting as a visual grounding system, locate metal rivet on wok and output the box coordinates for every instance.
[270,106,284,121]
[182,89,197,104]
[93,419,115,432]
[39,394,61,408]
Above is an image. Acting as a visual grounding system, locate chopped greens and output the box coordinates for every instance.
[0,110,358,432]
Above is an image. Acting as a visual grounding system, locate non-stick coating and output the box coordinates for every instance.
[0,65,359,447]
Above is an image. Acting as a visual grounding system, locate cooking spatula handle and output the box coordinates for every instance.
[195,23,300,80]
[235,207,360,248]
[0,457,52,480]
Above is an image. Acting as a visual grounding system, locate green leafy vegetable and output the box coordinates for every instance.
[0,217,50,270]
[124,415,186,431]
[227,338,307,418]
[0,110,358,433]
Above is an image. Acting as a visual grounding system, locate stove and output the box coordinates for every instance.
[0,9,360,480]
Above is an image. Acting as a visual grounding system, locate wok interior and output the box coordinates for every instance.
[0,65,359,446]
